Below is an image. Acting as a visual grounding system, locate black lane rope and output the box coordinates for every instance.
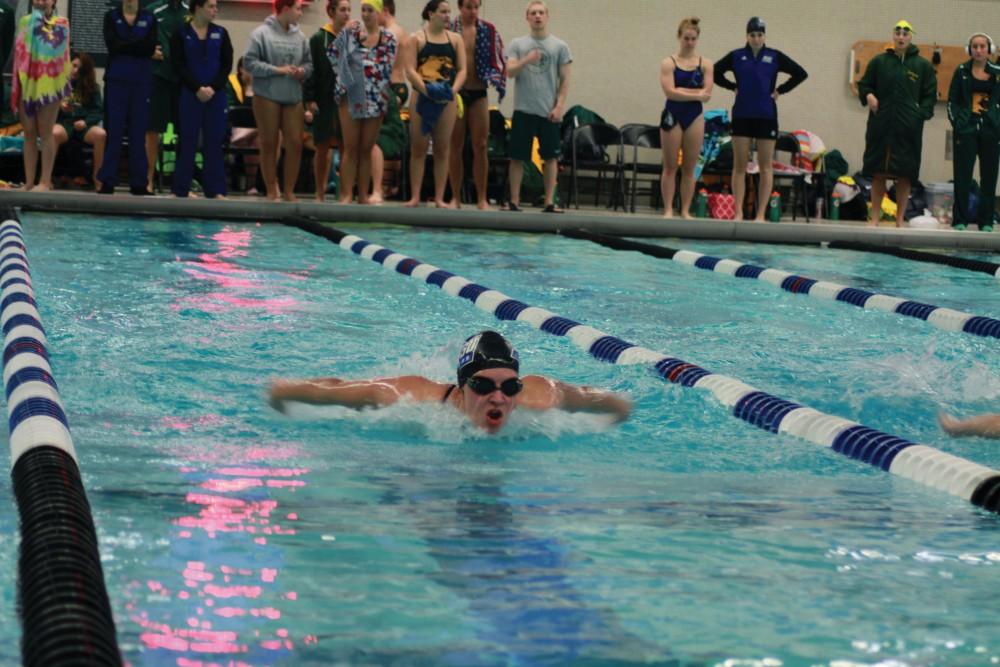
[826,240,1000,278]
[1,211,122,666]
[558,229,1000,340]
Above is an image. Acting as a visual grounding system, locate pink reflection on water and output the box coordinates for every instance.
[173,226,302,315]
[131,461,310,664]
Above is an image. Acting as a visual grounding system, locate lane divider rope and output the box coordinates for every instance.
[826,240,1000,280]
[1,213,122,666]
[558,229,1000,340]
[281,216,1000,516]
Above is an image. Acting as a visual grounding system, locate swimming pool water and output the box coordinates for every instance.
[4,212,1000,666]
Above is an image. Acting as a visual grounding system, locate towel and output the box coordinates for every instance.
[416,81,454,135]
[451,17,506,102]
[11,10,71,116]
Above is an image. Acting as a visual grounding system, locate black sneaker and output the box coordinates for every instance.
[97,183,115,195]
[130,186,151,196]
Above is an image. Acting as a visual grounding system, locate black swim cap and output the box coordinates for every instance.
[746,16,765,34]
[456,331,519,386]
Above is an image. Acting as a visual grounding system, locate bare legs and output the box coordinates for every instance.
[661,126,681,217]
[313,139,334,202]
[448,93,490,209]
[508,159,524,208]
[869,175,910,227]
[145,131,159,193]
[732,136,775,221]
[679,116,705,218]
[19,102,59,192]
[406,99,458,207]
[252,96,303,202]
[754,139,775,222]
[53,123,107,187]
[339,105,383,204]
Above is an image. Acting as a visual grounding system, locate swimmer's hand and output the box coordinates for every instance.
[938,410,1000,438]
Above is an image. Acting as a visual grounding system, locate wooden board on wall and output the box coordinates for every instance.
[849,40,973,103]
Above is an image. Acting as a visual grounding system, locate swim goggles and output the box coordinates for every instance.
[465,376,524,397]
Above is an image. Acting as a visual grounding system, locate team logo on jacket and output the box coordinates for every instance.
[762,55,773,63]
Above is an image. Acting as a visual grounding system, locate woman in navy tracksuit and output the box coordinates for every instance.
[171,0,233,198]
[98,0,158,195]
[714,17,807,221]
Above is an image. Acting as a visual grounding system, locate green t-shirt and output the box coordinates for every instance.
[148,0,189,81]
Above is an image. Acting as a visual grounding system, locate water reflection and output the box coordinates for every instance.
[125,457,312,664]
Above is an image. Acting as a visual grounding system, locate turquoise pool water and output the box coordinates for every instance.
[4,212,1000,666]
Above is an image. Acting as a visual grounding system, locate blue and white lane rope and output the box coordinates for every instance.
[558,230,1000,340]
[0,218,76,467]
[282,217,1000,515]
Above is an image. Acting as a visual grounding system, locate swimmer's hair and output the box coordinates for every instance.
[456,0,478,7]
[190,0,210,10]
[383,0,395,14]
[273,0,297,14]
[678,17,701,38]
[422,0,448,21]
[325,0,342,15]
[526,0,547,15]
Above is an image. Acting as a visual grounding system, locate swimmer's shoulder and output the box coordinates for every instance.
[518,374,560,410]
[389,375,452,403]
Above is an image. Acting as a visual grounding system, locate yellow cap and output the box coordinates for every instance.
[894,20,914,34]
[363,0,384,13]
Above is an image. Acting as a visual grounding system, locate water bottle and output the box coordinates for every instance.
[768,191,781,222]
[830,193,841,220]
[693,189,708,218]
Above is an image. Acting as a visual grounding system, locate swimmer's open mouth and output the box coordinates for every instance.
[487,409,503,421]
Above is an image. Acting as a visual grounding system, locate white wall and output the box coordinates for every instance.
[214,0,1000,182]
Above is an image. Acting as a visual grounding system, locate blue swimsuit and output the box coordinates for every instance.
[661,57,704,131]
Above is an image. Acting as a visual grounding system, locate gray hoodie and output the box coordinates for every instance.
[243,15,313,105]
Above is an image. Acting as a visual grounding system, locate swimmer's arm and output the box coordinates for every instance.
[268,376,445,412]
[520,376,632,423]
[660,57,704,102]
[939,412,1000,438]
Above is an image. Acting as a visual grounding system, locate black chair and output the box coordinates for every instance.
[486,108,510,206]
[773,131,810,221]
[566,121,625,210]
[620,123,662,213]
[224,105,258,192]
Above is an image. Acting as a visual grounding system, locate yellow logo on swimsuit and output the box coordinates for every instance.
[418,56,455,84]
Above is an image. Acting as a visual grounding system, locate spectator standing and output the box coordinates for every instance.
[369,0,407,204]
[947,33,1000,232]
[304,0,350,202]
[403,0,466,208]
[12,0,71,192]
[53,52,106,188]
[505,0,570,213]
[146,0,188,194]
[858,20,936,228]
[170,0,232,198]
[714,17,807,221]
[244,0,312,202]
[660,16,713,219]
[329,0,396,204]
[97,0,158,195]
[448,0,506,210]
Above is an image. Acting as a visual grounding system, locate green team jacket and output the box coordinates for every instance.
[304,25,337,107]
[148,0,190,82]
[948,59,1000,134]
[858,44,937,180]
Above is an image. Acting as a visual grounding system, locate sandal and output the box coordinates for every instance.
[505,202,523,212]
[543,204,564,214]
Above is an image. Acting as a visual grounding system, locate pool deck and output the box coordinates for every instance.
[4,189,999,251]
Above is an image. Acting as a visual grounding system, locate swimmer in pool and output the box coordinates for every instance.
[938,411,1000,438]
[268,330,631,433]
